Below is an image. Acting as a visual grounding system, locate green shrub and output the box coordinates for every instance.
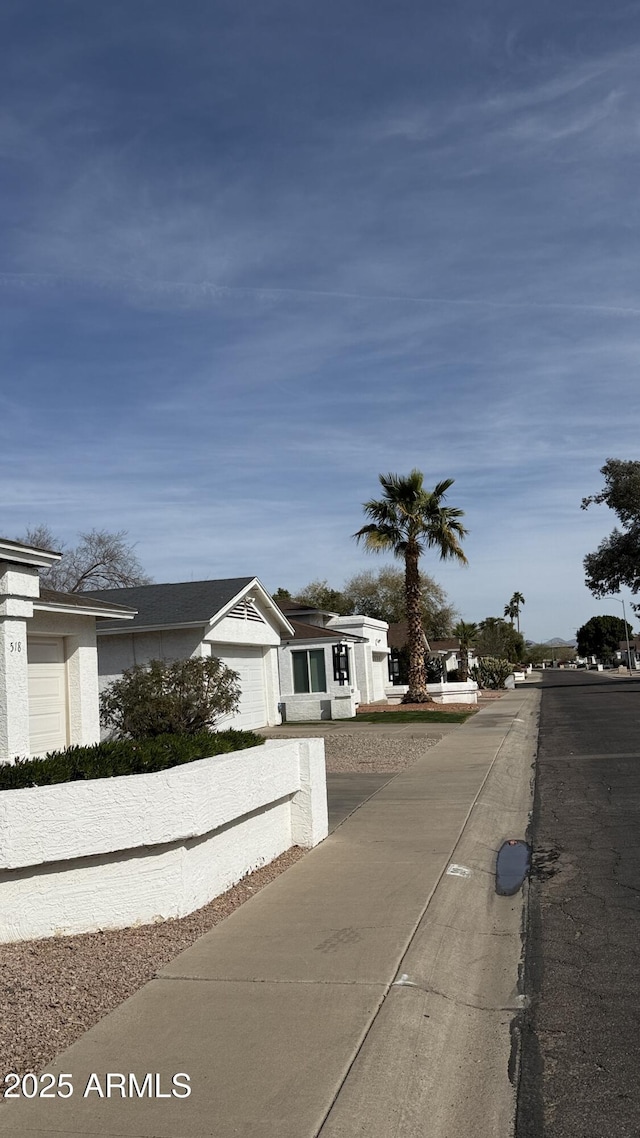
[100,656,241,739]
[0,730,264,791]
[470,657,513,690]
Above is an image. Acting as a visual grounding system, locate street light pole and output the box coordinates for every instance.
[621,597,633,674]
[596,596,635,674]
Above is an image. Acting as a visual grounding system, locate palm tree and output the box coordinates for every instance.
[509,591,526,634]
[504,600,518,626]
[453,620,478,682]
[354,471,468,702]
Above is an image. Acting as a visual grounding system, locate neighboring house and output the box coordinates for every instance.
[0,538,135,764]
[275,600,390,720]
[382,623,469,673]
[386,623,477,681]
[618,638,640,669]
[88,578,294,731]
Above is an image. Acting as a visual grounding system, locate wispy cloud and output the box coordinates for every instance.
[3,1,640,640]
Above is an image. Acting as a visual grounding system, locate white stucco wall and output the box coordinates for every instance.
[327,616,390,704]
[0,737,327,942]
[385,681,478,704]
[97,628,206,691]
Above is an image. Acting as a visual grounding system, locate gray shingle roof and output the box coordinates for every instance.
[275,599,341,617]
[0,535,61,555]
[86,578,255,632]
[282,620,365,644]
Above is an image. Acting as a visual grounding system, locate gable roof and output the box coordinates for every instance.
[86,577,294,635]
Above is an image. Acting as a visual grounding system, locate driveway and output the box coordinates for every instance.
[326,772,396,831]
[259,719,462,833]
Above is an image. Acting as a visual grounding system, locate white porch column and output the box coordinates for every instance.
[0,565,38,764]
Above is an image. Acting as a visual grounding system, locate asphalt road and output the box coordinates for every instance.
[517,669,640,1138]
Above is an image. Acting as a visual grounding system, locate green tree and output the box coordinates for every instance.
[272,587,292,602]
[341,566,458,637]
[453,620,478,682]
[354,470,468,702]
[18,525,152,593]
[99,657,241,739]
[576,615,632,663]
[477,617,525,662]
[525,643,576,665]
[293,579,350,614]
[581,459,640,615]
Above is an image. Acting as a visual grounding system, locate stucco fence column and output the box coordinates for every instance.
[0,563,40,764]
[0,612,30,764]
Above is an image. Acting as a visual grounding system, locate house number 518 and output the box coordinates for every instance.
[10,641,22,653]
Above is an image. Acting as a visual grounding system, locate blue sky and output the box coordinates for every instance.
[3,0,640,642]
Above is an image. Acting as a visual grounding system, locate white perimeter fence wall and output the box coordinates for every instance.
[0,738,327,943]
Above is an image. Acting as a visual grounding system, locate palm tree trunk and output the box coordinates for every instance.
[459,640,469,683]
[403,544,431,702]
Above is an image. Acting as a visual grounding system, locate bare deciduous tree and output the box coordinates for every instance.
[19,526,152,593]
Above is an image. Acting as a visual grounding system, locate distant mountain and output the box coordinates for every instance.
[544,638,577,648]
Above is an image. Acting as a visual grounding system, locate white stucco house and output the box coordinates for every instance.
[0,538,135,764]
[275,600,390,720]
[89,578,294,730]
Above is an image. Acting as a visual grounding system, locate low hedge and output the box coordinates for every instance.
[0,730,264,791]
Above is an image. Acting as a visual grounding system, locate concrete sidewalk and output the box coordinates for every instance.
[1,689,539,1138]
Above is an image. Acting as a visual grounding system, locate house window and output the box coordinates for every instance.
[292,649,327,693]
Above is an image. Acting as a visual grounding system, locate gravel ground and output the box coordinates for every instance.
[0,847,304,1078]
[323,732,444,772]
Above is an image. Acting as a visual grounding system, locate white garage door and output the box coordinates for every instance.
[28,637,69,756]
[214,645,268,730]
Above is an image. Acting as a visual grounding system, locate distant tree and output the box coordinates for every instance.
[341,566,458,637]
[272,587,292,602]
[354,470,467,703]
[453,620,478,682]
[504,601,518,626]
[504,592,525,633]
[476,617,525,662]
[507,591,523,637]
[582,459,640,615]
[294,579,350,614]
[18,525,152,593]
[576,615,632,663]
[525,643,576,665]
[524,643,548,666]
